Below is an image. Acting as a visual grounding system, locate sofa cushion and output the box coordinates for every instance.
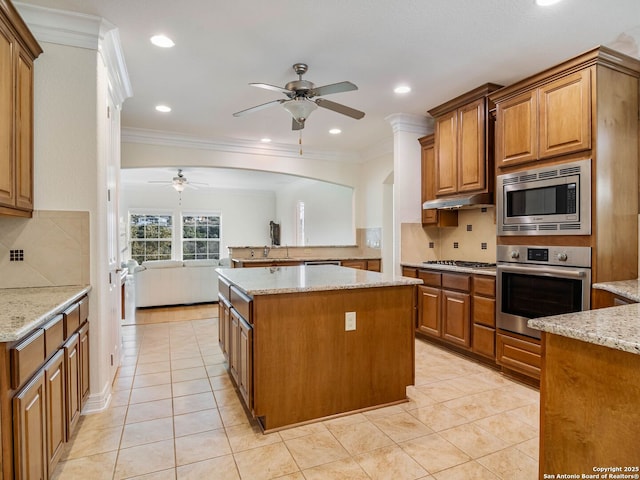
[183,259,219,267]
[141,260,184,269]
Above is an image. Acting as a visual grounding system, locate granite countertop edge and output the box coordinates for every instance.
[401,261,496,276]
[592,279,640,302]
[0,285,92,343]
[528,303,640,355]
[217,265,422,296]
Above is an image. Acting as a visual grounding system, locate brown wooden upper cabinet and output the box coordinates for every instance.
[494,67,592,169]
[418,134,457,227]
[0,2,42,218]
[427,83,502,198]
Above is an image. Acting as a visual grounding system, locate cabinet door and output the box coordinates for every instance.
[0,23,14,208]
[539,69,591,159]
[434,110,458,195]
[417,285,441,337]
[79,321,90,408]
[442,290,471,348]
[473,295,495,328]
[64,333,81,438]
[457,98,485,192]
[238,315,253,409]
[420,135,438,225]
[15,48,34,210]
[495,89,538,168]
[229,309,240,383]
[45,349,66,475]
[496,332,541,379]
[217,296,226,352]
[13,370,47,480]
[341,259,367,270]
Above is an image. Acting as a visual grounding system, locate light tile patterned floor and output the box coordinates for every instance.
[52,305,539,479]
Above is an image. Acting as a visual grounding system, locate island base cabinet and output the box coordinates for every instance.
[13,370,47,480]
[540,333,640,475]
[252,286,415,431]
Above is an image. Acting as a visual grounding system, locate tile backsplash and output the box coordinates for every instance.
[0,210,89,288]
[401,207,497,263]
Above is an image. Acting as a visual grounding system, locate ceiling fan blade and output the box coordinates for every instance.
[310,81,357,97]
[315,98,365,119]
[249,83,292,96]
[233,99,285,117]
[292,118,304,130]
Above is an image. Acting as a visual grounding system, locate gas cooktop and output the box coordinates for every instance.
[423,260,496,268]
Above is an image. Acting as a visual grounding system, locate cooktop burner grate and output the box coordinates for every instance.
[423,260,496,268]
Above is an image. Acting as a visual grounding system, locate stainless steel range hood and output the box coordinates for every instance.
[422,192,493,210]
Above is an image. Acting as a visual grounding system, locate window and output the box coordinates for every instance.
[129,214,173,263]
[182,215,220,260]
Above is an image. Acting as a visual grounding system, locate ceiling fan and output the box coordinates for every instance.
[148,169,207,192]
[233,63,365,130]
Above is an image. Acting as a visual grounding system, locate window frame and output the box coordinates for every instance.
[128,210,175,264]
[180,212,222,261]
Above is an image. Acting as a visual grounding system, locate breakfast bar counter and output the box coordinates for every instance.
[529,306,640,476]
[216,265,421,431]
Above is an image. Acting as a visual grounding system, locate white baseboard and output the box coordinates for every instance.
[81,381,112,414]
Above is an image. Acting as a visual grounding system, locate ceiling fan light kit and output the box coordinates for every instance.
[233,63,365,131]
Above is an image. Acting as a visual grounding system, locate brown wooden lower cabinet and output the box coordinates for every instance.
[441,289,470,348]
[417,285,441,337]
[229,308,240,384]
[238,315,253,407]
[44,350,65,475]
[472,324,496,358]
[13,370,47,480]
[63,333,81,439]
[78,322,90,408]
[496,330,541,380]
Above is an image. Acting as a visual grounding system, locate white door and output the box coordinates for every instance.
[106,91,121,383]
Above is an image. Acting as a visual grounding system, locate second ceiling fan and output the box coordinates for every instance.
[233,63,365,130]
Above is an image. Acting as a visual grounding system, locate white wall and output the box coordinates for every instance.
[274,179,354,246]
[120,185,276,257]
[355,148,393,229]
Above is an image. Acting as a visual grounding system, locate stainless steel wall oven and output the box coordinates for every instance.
[496,245,591,339]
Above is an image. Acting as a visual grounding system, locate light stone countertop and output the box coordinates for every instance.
[0,285,91,342]
[217,265,422,296]
[401,261,496,276]
[528,303,640,355]
[233,255,381,263]
[592,279,640,302]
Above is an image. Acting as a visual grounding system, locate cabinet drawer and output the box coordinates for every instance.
[367,259,381,272]
[418,270,441,287]
[11,329,45,389]
[43,314,64,359]
[230,286,253,323]
[473,324,495,359]
[473,295,495,327]
[496,332,541,379]
[402,267,418,278]
[442,273,470,292]
[473,275,495,298]
[63,302,80,339]
[218,276,231,302]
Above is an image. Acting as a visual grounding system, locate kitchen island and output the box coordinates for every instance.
[529,306,640,476]
[216,265,421,431]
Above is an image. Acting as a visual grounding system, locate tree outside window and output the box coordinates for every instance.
[129,214,173,263]
[182,215,220,260]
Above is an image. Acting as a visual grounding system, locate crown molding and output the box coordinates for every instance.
[121,127,363,164]
[385,113,433,135]
[14,2,132,105]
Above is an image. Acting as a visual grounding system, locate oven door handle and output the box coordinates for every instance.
[497,264,588,279]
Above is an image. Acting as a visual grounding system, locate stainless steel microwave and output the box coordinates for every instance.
[496,158,591,236]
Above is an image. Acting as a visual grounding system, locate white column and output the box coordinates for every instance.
[385,114,434,274]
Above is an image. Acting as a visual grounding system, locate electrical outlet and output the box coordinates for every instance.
[345,312,356,331]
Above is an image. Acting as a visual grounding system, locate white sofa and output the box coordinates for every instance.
[133,259,224,308]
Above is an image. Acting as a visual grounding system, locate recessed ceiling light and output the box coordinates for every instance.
[329,128,342,135]
[150,34,175,48]
[155,105,171,113]
[535,0,563,5]
[394,85,411,94]
[260,138,272,143]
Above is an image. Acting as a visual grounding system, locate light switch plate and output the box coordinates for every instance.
[345,312,356,331]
